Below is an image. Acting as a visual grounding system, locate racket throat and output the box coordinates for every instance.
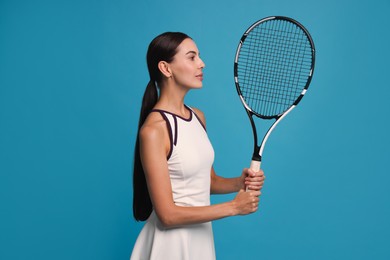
[251,146,262,162]
[248,112,262,162]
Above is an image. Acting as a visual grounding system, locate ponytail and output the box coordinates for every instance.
[133,80,158,221]
[139,80,158,129]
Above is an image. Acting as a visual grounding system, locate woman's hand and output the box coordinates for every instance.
[241,168,265,191]
[231,189,260,215]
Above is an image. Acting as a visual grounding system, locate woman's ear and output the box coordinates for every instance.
[158,61,172,78]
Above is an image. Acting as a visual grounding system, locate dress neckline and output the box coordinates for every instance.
[151,105,193,122]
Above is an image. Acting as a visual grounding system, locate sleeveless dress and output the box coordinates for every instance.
[130,106,216,260]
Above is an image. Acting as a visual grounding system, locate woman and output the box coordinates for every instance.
[131,32,265,260]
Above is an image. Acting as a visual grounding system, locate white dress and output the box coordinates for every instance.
[130,106,216,260]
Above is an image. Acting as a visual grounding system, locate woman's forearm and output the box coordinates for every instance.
[155,189,259,228]
[210,174,242,194]
[157,201,236,228]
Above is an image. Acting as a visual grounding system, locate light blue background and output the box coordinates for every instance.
[1,0,389,259]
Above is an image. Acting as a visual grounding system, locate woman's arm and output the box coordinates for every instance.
[139,114,259,229]
[210,167,242,194]
[211,167,265,194]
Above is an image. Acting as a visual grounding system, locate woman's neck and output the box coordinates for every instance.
[155,85,190,118]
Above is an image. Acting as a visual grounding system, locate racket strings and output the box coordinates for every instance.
[237,19,313,117]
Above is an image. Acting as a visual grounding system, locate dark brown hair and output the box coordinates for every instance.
[133,32,191,221]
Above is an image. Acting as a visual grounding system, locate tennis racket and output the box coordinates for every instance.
[234,16,315,189]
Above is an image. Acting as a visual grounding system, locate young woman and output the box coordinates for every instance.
[131,32,265,260]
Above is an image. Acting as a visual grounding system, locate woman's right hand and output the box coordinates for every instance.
[231,189,261,215]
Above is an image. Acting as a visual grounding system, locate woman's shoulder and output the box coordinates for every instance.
[139,112,167,142]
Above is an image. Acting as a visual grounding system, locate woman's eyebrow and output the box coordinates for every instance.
[185,50,198,55]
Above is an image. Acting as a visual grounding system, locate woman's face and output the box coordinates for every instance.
[169,38,205,89]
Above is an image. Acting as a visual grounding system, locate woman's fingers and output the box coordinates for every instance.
[245,169,265,191]
[234,190,261,215]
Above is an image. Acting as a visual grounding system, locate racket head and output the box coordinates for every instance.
[234,16,316,119]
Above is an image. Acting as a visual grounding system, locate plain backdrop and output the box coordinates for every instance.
[1,0,389,259]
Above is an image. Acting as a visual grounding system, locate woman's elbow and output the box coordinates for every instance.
[156,210,178,228]
[160,218,174,228]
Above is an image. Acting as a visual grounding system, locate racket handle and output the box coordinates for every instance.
[246,160,261,191]
[250,160,261,172]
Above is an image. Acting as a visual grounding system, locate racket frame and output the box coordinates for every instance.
[234,16,316,171]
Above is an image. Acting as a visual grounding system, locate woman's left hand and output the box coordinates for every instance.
[241,168,265,191]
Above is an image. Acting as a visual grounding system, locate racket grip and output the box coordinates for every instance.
[250,160,261,172]
[246,160,261,191]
